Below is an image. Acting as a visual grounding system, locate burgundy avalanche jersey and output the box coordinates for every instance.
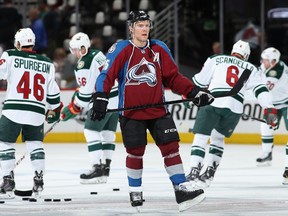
[96,39,194,120]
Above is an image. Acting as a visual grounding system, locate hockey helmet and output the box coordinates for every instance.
[261,47,280,64]
[127,11,153,28]
[231,40,250,61]
[14,28,35,49]
[69,32,91,55]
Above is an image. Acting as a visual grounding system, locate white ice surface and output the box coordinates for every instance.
[0,143,288,216]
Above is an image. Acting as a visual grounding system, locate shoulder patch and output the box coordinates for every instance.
[95,52,106,66]
[108,43,117,53]
[268,70,277,77]
[77,61,85,69]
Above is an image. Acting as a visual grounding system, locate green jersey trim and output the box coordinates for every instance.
[3,103,45,115]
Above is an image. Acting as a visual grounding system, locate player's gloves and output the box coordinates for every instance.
[90,92,109,121]
[186,86,214,107]
[60,102,81,121]
[46,102,63,124]
[264,108,279,130]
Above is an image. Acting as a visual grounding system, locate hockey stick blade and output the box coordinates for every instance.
[107,69,252,113]
[14,189,33,197]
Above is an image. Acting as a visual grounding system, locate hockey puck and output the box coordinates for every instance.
[113,188,120,191]
[53,199,61,202]
[0,201,5,204]
[22,197,30,201]
[90,192,98,195]
[44,198,52,202]
[64,198,72,202]
[29,198,37,202]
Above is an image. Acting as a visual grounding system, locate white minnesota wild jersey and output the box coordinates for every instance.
[0,49,61,126]
[261,60,288,109]
[192,54,273,114]
[73,49,118,110]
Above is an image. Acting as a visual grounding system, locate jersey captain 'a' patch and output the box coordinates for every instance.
[126,57,157,87]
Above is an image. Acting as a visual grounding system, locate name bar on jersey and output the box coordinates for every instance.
[215,56,255,71]
[14,58,50,74]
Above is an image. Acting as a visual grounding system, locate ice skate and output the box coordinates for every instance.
[80,164,106,184]
[282,168,288,185]
[32,171,44,198]
[130,191,143,212]
[174,182,205,212]
[101,159,111,183]
[196,162,218,188]
[186,163,202,186]
[256,152,272,167]
[0,171,15,199]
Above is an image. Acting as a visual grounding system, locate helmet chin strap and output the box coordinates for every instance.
[78,48,88,60]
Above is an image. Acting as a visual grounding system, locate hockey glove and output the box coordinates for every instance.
[46,102,64,124]
[186,86,214,107]
[264,108,279,130]
[90,92,109,121]
[60,102,81,121]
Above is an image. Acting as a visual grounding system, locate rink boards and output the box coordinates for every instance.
[0,89,287,144]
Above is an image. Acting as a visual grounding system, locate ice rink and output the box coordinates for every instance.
[1,142,288,216]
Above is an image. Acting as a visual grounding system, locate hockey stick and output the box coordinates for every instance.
[14,119,61,197]
[107,69,252,113]
[241,113,266,123]
[188,114,265,133]
[188,113,266,133]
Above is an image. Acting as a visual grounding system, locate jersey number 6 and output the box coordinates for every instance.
[226,65,239,87]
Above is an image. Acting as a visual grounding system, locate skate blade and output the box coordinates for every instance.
[33,191,42,198]
[256,161,272,167]
[80,176,107,184]
[178,193,205,212]
[282,178,288,185]
[136,206,141,212]
[0,191,15,200]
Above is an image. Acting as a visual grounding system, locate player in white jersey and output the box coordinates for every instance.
[254,48,288,181]
[185,40,278,188]
[0,28,62,198]
[60,32,118,184]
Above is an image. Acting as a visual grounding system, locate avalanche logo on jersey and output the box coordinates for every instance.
[126,57,157,87]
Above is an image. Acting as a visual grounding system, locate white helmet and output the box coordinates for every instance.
[261,47,280,64]
[231,40,251,61]
[14,28,35,49]
[69,32,91,55]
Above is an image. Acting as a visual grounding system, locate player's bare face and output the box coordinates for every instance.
[70,48,82,59]
[261,59,275,69]
[131,20,150,47]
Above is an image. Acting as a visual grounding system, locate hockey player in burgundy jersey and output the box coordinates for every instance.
[90,11,214,212]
